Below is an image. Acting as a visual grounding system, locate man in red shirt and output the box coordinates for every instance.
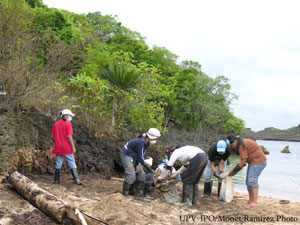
[52,109,82,185]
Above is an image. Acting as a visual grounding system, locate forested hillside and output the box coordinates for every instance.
[0,0,245,138]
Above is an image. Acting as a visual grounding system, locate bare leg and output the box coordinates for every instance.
[248,192,252,204]
[248,188,258,207]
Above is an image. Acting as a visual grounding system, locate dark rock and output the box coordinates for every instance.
[0,103,123,179]
[260,145,269,155]
[281,146,291,153]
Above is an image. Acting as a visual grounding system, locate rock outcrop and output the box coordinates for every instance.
[0,98,222,178]
[242,127,300,142]
[0,103,123,178]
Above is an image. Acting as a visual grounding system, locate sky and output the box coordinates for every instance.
[43,0,300,131]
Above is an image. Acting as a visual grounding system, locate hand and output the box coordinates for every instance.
[157,176,166,181]
[136,166,140,173]
[73,147,76,153]
[170,173,178,180]
[229,164,243,176]
[213,171,220,178]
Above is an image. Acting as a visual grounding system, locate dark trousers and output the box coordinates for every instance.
[181,153,208,185]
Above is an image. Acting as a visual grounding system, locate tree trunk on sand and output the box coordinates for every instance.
[8,171,106,225]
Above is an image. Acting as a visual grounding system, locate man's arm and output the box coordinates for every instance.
[219,159,225,172]
[210,161,217,172]
[238,158,247,168]
[170,165,187,178]
[154,168,162,184]
[67,135,76,153]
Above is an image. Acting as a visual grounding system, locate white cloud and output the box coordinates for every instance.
[232,73,300,130]
[43,0,300,131]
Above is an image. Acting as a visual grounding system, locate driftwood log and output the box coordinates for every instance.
[8,171,107,225]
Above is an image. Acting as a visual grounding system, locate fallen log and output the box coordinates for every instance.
[8,171,107,225]
[110,177,124,182]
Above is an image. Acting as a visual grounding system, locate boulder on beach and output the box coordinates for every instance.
[281,146,291,153]
[260,145,269,155]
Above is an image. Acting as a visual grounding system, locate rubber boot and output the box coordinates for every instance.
[144,183,154,200]
[54,169,60,184]
[178,184,193,207]
[129,181,136,196]
[192,184,200,206]
[70,168,82,185]
[123,181,131,198]
[200,181,212,198]
[135,181,150,202]
[218,182,222,201]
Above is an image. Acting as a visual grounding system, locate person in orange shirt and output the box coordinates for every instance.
[227,135,267,208]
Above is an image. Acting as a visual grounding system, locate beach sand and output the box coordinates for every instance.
[0,173,299,225]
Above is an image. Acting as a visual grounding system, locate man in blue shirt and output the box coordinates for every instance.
[120,128,160,200]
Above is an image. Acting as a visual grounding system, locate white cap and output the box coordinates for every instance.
[61,109,75,117]
[146,128,161,139]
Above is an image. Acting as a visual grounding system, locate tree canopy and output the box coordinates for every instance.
[0,0,245,136]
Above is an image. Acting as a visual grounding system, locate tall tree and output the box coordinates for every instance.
[99,64,141,133]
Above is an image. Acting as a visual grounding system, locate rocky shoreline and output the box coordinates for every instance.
[241,127,300,142]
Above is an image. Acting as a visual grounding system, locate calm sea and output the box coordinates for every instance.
[224,140,300,202]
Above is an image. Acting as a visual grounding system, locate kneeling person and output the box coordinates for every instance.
[154,157,180,204]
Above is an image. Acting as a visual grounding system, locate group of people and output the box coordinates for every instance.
[51,109,267,208]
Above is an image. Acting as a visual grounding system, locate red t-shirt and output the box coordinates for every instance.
[52,120,73,155]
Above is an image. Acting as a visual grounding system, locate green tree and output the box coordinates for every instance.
[221,112,245,134]
[32,7,74,44]
[25,0,44,8]
[99,64,142,133]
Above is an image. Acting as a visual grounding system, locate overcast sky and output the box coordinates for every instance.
[44,0,300,131]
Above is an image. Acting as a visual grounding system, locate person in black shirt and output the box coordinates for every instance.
[201,140,230,199]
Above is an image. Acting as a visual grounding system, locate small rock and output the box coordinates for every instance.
[279,199,290,204]
[281,146,291,153]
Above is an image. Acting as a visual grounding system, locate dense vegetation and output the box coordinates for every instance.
[0,0,245,137]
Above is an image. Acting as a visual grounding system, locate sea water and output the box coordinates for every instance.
[225,140,300,201]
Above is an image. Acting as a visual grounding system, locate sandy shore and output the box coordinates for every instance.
[1,173,300,225]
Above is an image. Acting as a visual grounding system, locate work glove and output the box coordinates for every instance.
[229,164,243,176]
[213,171,220,179]
[144,164,155,175]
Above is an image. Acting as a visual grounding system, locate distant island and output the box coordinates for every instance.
[241,126,300,142]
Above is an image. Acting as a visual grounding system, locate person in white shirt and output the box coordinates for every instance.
[153,159,180,204]
[155,160,176,180]
[159,145,208,206]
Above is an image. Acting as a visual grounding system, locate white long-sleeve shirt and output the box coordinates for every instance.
[156,163,177,179]
[160,146,205,178]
